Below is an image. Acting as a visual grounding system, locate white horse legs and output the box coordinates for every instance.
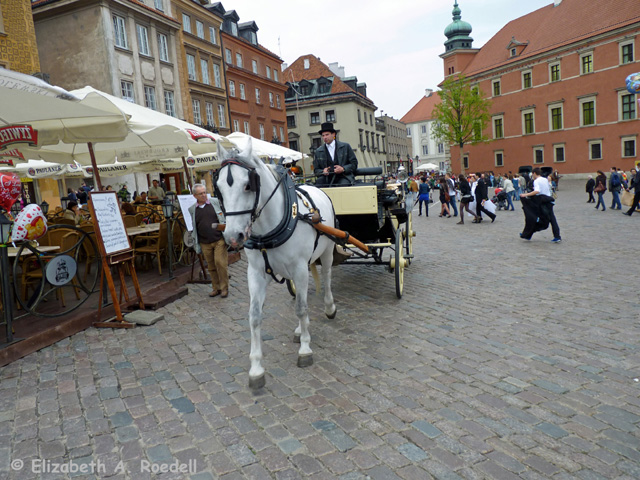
[247,271,268,390]
[292,268,313,368]
[320,248,337,319]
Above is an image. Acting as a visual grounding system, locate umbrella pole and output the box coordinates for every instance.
[88,142,103,190]
[182,156,193,191]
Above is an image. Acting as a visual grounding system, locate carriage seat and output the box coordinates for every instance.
[354,167,383,177]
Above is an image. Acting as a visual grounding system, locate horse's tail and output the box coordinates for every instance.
[310,263,321,295]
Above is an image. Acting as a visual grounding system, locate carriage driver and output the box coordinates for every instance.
[313,122,358,186]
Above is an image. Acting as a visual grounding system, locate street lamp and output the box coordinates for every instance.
[10,201,21,218]
[309,145,316,158]
[0,213,15,345]
[125,191,132,203]
[60,196,69,210]
[161,197,174,279]
[40,201,49,216]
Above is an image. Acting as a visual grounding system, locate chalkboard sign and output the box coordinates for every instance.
[89,191,131,257]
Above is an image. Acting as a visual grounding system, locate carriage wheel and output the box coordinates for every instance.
[286,279,296,297]
[395,231,404,298]
[405,212,414,266]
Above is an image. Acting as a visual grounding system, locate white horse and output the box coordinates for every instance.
[215,139,337,389]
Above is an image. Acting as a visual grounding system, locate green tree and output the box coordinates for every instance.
[432,74,492,174]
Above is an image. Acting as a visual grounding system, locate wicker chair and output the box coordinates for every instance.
[132,220,168,274]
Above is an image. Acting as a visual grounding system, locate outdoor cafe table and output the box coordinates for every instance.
[126,223,161,237]
[7,245,60,257]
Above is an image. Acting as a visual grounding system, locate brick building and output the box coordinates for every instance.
[441,0,640,176]
[207,3,287,146]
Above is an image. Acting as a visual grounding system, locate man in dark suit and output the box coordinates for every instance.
[313,122,358,186]
[474,172,496,223]
[623,164,640,216]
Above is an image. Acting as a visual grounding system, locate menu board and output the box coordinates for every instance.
[89,192,131,255]
[177,194,211,232]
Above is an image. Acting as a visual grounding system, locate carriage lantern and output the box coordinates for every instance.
[10,201,21,218]
[161,197,174,220]
[0,213,13,245]
[40,201,49,216]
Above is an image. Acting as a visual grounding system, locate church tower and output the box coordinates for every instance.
[440,1,479,78]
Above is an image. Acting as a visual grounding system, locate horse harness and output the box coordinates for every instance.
[215,160,328,284]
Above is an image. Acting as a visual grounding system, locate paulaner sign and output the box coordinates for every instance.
[0,125,38,149]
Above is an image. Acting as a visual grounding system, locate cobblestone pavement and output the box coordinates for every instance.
[1,180,639,479]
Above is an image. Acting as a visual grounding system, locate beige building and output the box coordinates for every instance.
[283,56,385,171]
[377,115,412,174]
[32,0,184,119]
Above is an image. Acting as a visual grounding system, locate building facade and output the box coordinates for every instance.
[0,0,41,74]
[441,0,640,176]
[207,3,287,145]
[377,115,412,174]
[400,89,449,172]
[284,56,383,170]
[174,0,229,135]
[32,0,184,120]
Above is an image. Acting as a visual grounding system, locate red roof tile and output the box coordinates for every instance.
[400,92,441,124]
[462,0,640,76]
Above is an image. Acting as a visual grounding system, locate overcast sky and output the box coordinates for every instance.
[232,0,553,119]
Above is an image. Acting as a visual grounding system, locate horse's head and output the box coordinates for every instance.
[215,137,263,249]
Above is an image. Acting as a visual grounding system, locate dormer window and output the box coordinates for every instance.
[231,22,238,36]
[511,48,517,57]
[304,59,310,69]
[250,31,257,45]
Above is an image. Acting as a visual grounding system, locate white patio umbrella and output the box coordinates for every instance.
[227,132,305,162]
[416,162,439,172]
[0,71,129,167]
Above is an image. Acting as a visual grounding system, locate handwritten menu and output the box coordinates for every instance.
[177,194,211,232]
[91,192,130,255]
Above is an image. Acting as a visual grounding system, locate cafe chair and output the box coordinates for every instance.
[133,220,168,274]
[123,215,138,229]
[78,224,100,282]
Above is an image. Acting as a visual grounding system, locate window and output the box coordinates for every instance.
[239,83,246,100]
[280,127,284,142]
[290,140,299,152]
[621,93,636,120]
[318,82,329,94]
[244,121,250,135]
[522,71,532,89]
[364,113,368,125]
[266,66,271,79]
[236,53,243,68]
[218,105,226,128]
[523,111,535,135]
[621,42,634,64]
[463,156,469,170]
[213,64,221,88]
[164,90,175,117]
[581,99,596,126]
[310,112,320,125]
[550,105,563,130]
[287,115,296,128]
[370,114,373,125]
[252,60,258,74]
[422,145,428,155]
[622,137,636,157]
[136,25,150,55]
[438,143,444,154]
[533,147,544,164]
[259,124,265,140]
[473,122,482,141]
[511,48,517,57]
[255,88,261,103]
[192,100,201,124]
[158,33,169,62]
[495,151,504,167]
[200,59,210,84]
[549,62,560,82]
[589,140,602,160]
[421,125,427,134]
[144,86,156,110]
[205,102,214,126]
[233,119,239,132]
[326,110,336,122]
[276,95,281,109]
[209,26,216,44]
[229,80,236,97]
[182,14,191,34]
[269,92,274,107]
[231,22,238,36]
[196,21,204,39]
[113,15,128,49]
[554,144,565,162]
[272,126,277,140]
[357,109,361,122]
[154,0,163,12]
[187,54,197,81]
[274,70,278,82]
[581,53,593,74]
[120,80,134,102]
[225,48,232,64]
[492,79,501,96]
[493,116,504,139]
[407,128,411,137]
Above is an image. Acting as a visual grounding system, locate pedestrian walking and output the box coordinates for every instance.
[474,173,496,223]
[585,175,595,203]
[519,167,561,242]
[457,174,477,224]
[609,167,623,210]
[417,177,430,217]
[623,164,640,216]
[594,170,607,211]
[437,176,451,218]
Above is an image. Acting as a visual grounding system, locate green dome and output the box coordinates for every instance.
[444,1,473,51]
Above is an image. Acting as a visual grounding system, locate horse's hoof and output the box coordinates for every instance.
[326,307,337,320]
[248,374,266,390]
[293,333,301,343]
[297,354,313,368]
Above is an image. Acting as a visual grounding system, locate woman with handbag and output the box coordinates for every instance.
[437,176,451,218]
[457,174,478,224]
[594,170,607,211]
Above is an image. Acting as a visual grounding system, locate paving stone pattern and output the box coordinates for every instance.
[1,180,639,479]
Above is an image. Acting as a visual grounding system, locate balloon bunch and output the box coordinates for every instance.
[626,72,640,94]
[0,173,48,243]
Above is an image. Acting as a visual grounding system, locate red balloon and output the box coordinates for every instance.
[0,173,21,212]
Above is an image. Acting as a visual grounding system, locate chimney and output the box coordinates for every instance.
[554,0,562,6]
[425,88,433,97]
[328,62,346,78]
